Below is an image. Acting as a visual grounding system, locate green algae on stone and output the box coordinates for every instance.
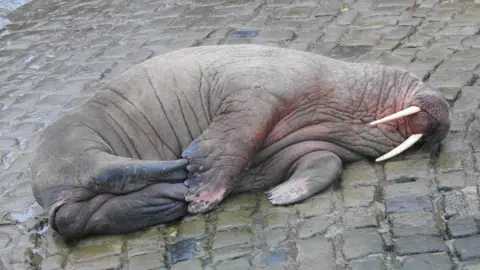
[65,255,122,270]
[68,242,123,262]
[177,217,206,239]
[340,161,378,187]
[219,192,258,211]
[129,252,166,270]
[126,227,164,258]
[74,234,124,249]
[216,209,253,231]
[40,254,66,270]
[297,198,333,219]
[265,211,290,230]
[436,152,463,173]
[171,258,202,270]
[384,159,430,182]
[343,186,376,208]
[213,228,253,250]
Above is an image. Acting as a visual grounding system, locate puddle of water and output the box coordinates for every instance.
[2,151,15,170]
[266,248,287,266]
[10,207,33,222]
[171,238,196,265]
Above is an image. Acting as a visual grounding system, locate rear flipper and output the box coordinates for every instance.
[52,182,188,239]
[89,154,189,194]
[36,155,190,239]
[266,151,342,205]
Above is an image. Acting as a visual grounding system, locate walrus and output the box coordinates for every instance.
[31,44,450,239]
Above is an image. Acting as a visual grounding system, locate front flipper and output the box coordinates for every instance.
[266,151,342,205]
[89,153,188,194]
[181,90,280,214]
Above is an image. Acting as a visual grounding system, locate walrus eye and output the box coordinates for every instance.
[375,134,423,162]
[369,106,421,126]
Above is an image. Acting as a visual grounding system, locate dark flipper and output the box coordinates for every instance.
[53,182,188,239]
[89,154,188,194]
[266,151,342,205]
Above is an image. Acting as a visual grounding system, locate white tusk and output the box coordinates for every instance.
[370,106,422,126]
[375,134,424,162]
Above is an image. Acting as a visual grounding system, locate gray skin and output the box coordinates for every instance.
[31,44,450,239]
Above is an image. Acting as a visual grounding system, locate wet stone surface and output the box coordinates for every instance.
[0,0,480,269]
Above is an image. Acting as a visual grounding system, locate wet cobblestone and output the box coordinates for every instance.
[0,0,480,269]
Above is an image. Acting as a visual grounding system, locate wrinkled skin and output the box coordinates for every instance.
[31,44,450,239]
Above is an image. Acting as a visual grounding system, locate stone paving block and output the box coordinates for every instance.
[215,257,250,270]
[211,248,251,264]
[454,235,480,261]
[126,228,164,258]
[342,228,384,260]
[441,190,469,220]
[384,26,414,41]
[216,209,252,231]
[266,20,303,31]
[276,6,317,19]
[128,252,164,270]
[384,159,430,182]
[343,186,375,207]
[453,86,480,114]
[296,215,334,239]
[265,210,290,229]
[389,211,440,237]
[264,248,287,267]
[65,255,122,270]
[383,181,433,214]
[171,259,202,270]
[344,206,378,229]
[416,47,453,61]
[177,217,206,239]
[340,160,378,187]
[459,260,480,270]
[254,30,295,42]
[394,235,449,255]
[436,152,463,173]
[401,252,454,270]
[356,17,398,30]
[447,216,479,238]
[171,238,197,265]
[40,254,65,270]
[328,45,373,61]
[297,197,333,219]
[265,228,287,247]
[340,30,381,46]
[219,193,258,211]
[349,256,383,270]
[68,241,123,262]
[296,237,335,269]
[372,40,400,51]
[403,35,433,48]
[437,171,466,191]
[213,228,252,250]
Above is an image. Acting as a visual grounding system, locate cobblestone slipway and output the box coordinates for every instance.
[1,0,480,269]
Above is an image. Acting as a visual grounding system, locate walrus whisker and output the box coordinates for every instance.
[375,134,424,162]
[370,106,422,126]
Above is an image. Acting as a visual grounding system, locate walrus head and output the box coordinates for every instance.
[370,82,450,162]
